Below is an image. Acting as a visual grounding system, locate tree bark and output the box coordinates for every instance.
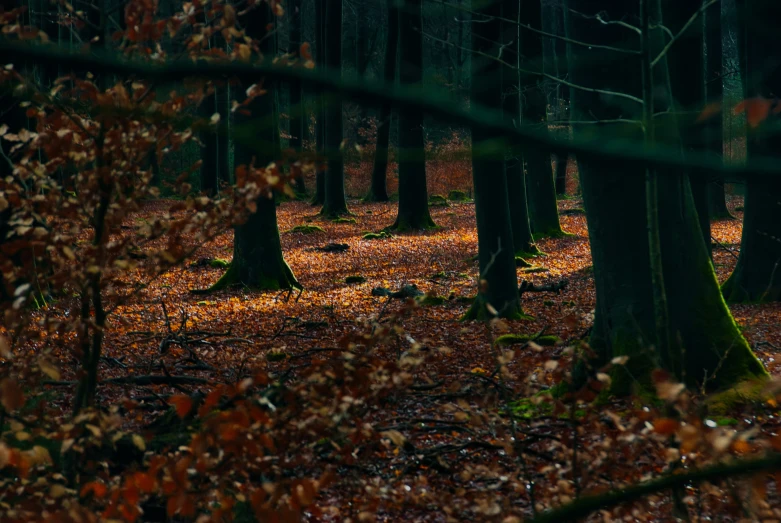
[390,0,435,231]
[365,0,398,203]
[502,0,537,256]
[205,0,299,292]
[463,0,524,320]
[722,0,781,302]
[311,0,326,206]
[705,1,733,220]
[520,0,564,238]
[567,0,765,391]
[289,0,306,195]
[319,0,349,217]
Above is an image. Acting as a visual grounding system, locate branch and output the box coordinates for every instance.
[518,279,568,298]
[3,41,781,179]
[651,0,720,67]
[530,453,781,523]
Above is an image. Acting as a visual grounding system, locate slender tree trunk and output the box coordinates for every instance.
[199,87,219,195]
[705,2,732,219]
[203,0,299,292]
[722,0,781,302]
[463,0,524,321]
[289,0,306,195]
[567,0,765,391]
[365,0,398,202]
[390,0,435,230]
[502,0,537,256]
[311,0,326,206]
[320,0,349,217]
[520,0,564,238]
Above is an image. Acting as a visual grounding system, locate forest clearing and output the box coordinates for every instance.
[4,0,781,520]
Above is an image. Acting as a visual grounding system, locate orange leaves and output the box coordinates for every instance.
[734,97,775,128]
[80,481,108,499]
[652,418,679,436]
[170,395,193,418]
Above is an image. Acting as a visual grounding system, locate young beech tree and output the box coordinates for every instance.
[567,0,765,392]
[521,0,564,238]
[721,0,781,303]
[320,0,350,217]
[203,0,299,292]
[389,0,435,230]
[289,0,306,195]
[365,0,398,203]
[705,1,733,220]
[502,0,537,256]
[464,0,524,321]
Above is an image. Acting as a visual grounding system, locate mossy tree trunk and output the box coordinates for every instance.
[722,0,781,303]
[568,0,765,392]
[521,0,563,238]
[390,0,435,231]
[464,0,524,321]
[502,0,537,256]
[311,0,326,207]
[664,0,710,258]
[204,0,299,292]
[319,0,349,217]
[705,2,733,220]
[289,0,306,195]
[365,0,398,203]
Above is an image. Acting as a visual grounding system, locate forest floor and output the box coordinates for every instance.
[37,192,781,521]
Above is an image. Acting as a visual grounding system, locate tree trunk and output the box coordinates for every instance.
[289,0,306,195]
[567,0,765,391]
[705,1,732,220]
[320,0,349,217]
[311,0,326,206]
[502,0,537,256]
[520,0,564,238]
[463,0,524,321]
[722,0,781,303]
[390,0,435,231]
[199,88,219,195]
[365,0,398,203]
[204,0,299,292]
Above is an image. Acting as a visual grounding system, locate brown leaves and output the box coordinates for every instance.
[170,395,194,418]
[0,378,24,412]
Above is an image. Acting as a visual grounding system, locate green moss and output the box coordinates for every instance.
[431,271,447,279]
[363,231,394,240]
[332,217,357,224]
[209,258,230,269]
[495,333,561,346]
[266,350,288,362]
[447,190,468,201]
[416,293,447,306]
[522,267,549,274]
[345,275,366,284]
[705,379,770,415]
[428,194,450,207]
[515,256,532,268]
[287,224,325,234]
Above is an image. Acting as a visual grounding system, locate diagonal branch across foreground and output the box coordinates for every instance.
[1,40,780,181]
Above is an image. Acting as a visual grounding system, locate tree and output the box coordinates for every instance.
[502,0,537,256]
[311,0,326,206]
[721,0,781,302]
[319,0,349,217]
[199,82,220,195]
[521,0,564,238]
[567,0,765,391]
[204,1,299,292]
[289,0,307,195]
[365,0,398,203]
[389,0,435,230]
[463,0,524,320]
[705,1,733,220]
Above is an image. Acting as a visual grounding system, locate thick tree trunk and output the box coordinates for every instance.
[365,0,398,203]
[722,0,781,302]
[289,0,306,195]
[502,0,537,256]
[199,89,219,195]
[568,0,765,391]
[320,0,349,217]
[204,0,299,292]
[463,0,524,321]
[390,0,435,231]
[705,2,732,220]
[520,0,564,238]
